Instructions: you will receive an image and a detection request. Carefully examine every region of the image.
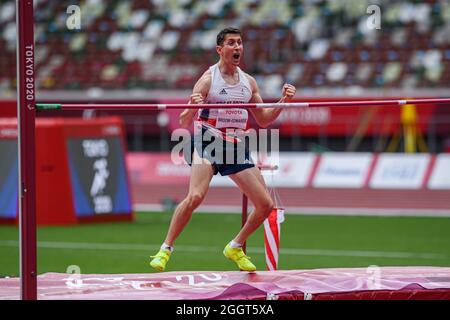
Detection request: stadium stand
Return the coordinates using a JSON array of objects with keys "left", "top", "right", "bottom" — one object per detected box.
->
[{"left": 1, "top": 0, "right": 450, "bottom": 96}]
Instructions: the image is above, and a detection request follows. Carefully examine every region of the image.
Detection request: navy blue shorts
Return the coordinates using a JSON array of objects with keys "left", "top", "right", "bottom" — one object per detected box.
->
[{"left": 184, "top": 125, "right": 255, "bottom": 176}]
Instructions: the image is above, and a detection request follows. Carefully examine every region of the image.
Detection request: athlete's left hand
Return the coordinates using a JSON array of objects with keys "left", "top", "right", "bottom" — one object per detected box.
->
[{"left": 282, "top": 83, "right": 296, "bottom": 102}]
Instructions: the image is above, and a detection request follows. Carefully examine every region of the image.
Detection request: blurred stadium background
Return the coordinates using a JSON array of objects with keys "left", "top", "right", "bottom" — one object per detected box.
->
[{"left": 1, "top": 0, "right": 450, "bottom": 276}]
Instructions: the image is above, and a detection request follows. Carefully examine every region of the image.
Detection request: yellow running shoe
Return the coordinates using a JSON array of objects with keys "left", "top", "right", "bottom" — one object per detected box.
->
[
  {"left": 150, "top": 249, "right": 171, "bottom": 272},
  {"left": 223, "top": 244, "right": 256, "bottom": 272}
]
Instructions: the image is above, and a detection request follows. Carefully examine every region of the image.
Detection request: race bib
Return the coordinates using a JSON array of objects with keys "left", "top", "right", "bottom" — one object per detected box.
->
[{"left": 216, "top": 108, "right": 248, "bottom": 129}]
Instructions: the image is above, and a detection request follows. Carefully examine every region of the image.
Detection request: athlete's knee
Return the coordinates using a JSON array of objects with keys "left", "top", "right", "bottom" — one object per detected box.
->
[
  {"left": 260, "top": 198, "right": 274, "bottom": 218},
  {"left": 254, "top": 198, "right": 274, "bottom": 221},
  {"left": 186, "top": 192, "right": 205, "bottom": 209}
]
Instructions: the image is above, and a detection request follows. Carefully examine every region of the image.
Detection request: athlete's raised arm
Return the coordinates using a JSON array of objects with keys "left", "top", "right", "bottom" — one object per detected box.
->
[
  {"left": 248, "top": 74, "right": 296, "bottom": 128},
  {"left": 179, "top": 70, "right": 212, "bottom": 128}
]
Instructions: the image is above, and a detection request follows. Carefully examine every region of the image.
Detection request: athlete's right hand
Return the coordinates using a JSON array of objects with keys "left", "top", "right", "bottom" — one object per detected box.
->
[{"left": 189, "top": 93, "right": 204, "bottom": 104}]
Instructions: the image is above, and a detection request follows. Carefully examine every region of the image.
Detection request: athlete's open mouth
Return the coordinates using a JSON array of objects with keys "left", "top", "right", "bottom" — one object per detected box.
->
[{"left": 233, "top": 53, "right": 240, "bottom": 59}]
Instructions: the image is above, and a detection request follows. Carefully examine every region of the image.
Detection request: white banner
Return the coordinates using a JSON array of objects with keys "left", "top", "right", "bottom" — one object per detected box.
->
[
  {"left": 210, "top": 152, "right": 317, "bottom": 187},
  {"left": 369, "top": 154, "right": 430, "bottom": 189},
  {"left": 313, "top": 153, "right": 373, "bottom": 188},
  {"left": 428, "top": 154, "right": 450, "bottom": 189},
  {"left": 262, "top": 153, "right": 316, "bottom": 188}
]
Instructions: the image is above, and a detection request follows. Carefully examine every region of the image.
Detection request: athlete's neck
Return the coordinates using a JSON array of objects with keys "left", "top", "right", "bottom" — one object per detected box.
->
[{"left": 218, "top": 60, "right": 238, "bottom": 77}]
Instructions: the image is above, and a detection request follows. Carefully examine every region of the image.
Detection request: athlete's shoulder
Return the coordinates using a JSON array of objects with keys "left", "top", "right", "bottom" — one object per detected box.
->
[
  {"left": 242, "top": 71, "right": 256, "bottom": 82},
  {"left": 193, "top": 69, "right": 212, "bottom": 94},
  {"left": 200, "top": 68, "right": 213, "bottom": 82},
  {"left": 242, "top": 71, "right": 258, "bottom": 91}
]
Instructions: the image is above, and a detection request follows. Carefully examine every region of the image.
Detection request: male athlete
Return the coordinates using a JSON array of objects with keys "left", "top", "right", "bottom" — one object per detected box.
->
[{"left": 150, "top": 27, "right": 296, "bottom": 272}]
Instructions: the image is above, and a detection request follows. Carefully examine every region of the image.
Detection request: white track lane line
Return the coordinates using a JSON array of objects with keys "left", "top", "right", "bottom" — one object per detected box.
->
[{"left": 0, "top": 240, "right": 447, "bottom": 260}]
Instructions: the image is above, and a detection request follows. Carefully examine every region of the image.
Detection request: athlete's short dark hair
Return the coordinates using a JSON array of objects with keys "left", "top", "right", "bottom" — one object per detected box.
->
[{"left": 216, "top": 27, "right": 242, "bottom": 46}]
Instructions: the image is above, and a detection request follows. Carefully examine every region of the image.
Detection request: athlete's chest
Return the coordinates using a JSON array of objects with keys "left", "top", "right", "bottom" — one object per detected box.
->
[
  {"left": 210, "top": 86, "right": 250, "bottom": 101},
  {"left": 221, "top": 73, "right": 239, "bottom": 85},
  {"left": 208, "top": 74, "right": 253, "bottom": 103}
]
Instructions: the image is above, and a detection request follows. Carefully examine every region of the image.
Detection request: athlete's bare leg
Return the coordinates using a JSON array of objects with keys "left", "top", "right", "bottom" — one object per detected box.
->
[
  {"left": 163, "top": 150, "right": 214, "bottom": 246},
  {"left": 228, "top": 166, "right": 274, "bottom": 245}
]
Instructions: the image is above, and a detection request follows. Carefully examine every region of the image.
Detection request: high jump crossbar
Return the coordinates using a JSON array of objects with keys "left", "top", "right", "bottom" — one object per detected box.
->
[{"left": 36, "top": 98, "right": 450, "bottom": 111}]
